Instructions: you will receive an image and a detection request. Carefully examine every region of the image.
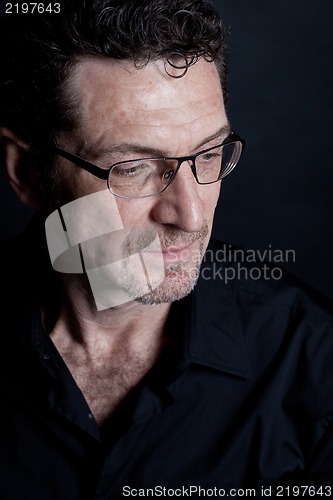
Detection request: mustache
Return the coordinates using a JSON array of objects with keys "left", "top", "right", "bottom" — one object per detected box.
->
[
  {"left": 78, "top": 222, "right": 210, "bottom": 270},
  {"left": 158, "top": 222, "right": 209, "bottom": 249},
  {"left": 122, "top": 221, "right": 210, "bottom": 255}
]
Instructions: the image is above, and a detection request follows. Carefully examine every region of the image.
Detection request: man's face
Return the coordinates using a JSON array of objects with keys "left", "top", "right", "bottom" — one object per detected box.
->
[{"left": 52, "top": 57, "right": 229, "bottom": 305}]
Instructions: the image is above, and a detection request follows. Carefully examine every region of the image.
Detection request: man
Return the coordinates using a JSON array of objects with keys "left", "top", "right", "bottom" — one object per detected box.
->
[{"left": 1, "top": 1, "right": 333, "bottom": 498}]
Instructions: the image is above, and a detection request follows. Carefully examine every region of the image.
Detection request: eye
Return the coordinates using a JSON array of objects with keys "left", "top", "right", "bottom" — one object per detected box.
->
[
  {"left": 112, "top": 163, "right": 149, "bottom": 177},
  {"left": 202, "top": 153, "right": 215, "bottom": 160},
  {"left": 200, "top": 151, "right": 221, "bottom": 162}
]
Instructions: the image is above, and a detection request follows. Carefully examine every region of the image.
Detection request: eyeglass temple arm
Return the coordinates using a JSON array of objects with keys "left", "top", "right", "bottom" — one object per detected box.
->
[
  {"left": 50, "top": 146, "right": 109, "bottom": 180},
  {"left": 49, "top": 132, "right": 245, "bottom": 180},
  {"left": 227, "top": 131, "right": 246, "bottom": 151}
]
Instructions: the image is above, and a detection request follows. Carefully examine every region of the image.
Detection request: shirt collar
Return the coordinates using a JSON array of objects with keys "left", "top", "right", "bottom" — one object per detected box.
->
[
  {"left": 16, "top": 220, "right": 252, "bottom": 381},
  {"left": 185, "top": 249, "right": 252, "bottom": 381}
]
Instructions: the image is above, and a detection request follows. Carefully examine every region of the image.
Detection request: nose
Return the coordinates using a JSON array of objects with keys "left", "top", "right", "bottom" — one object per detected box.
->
[{"left": 151, "top": 160, "right": 204, "bottom": 232}]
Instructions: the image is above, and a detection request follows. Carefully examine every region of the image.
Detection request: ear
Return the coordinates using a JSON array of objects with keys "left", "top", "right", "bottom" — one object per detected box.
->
[{"left": 0, "top": 127, "right": 40, "bottom": 208}]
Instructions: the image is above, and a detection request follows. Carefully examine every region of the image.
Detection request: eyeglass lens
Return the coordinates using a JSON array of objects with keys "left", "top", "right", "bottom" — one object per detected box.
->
[{"left": 108, "top": 141, "right": 242, "bottom": 198}]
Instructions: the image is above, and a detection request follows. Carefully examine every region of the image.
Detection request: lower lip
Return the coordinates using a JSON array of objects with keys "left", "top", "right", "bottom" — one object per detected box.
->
[
  {"left": 141, "top": 243, "right": 195, "bottom": 263},
  {"left": 161, "top": 243, "right": 194, "bottom": 262}
]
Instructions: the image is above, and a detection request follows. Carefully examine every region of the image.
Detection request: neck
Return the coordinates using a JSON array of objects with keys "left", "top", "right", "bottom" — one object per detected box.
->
[
  {"left": 42, "top": 273, "right": 173, "bottom": 426},
  {"left": 43, "top": 272, "right": 172, "bottom": 354}
]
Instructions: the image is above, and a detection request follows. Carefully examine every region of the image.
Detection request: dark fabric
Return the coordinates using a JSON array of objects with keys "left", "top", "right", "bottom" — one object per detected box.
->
[{"left": 1, "top": 221, "right": 333, "bottom": 499}]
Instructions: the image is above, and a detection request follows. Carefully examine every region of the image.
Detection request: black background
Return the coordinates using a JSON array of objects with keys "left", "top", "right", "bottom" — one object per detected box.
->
[
  {"left": 213, "top": 0, "right": 333, "bottom": 300},
  {"left": 1, "top": 0, "right": 333, "bottom": 300}
]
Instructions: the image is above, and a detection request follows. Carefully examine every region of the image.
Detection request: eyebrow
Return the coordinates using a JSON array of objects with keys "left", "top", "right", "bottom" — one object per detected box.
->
[
  {"left": 90, "top": 124, "right": 231, "bottom": 160},
  {"left": 194, "top": 124, "right": 231, "bottom": 150}
]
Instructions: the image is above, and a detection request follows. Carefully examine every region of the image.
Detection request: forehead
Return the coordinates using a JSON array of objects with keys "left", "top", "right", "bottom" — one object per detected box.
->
[{"left": 67, "top": 56, "right": 227, "bottom": 155}]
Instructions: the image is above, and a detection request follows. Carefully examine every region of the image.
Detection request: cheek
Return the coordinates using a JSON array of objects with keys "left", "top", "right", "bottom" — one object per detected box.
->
[
  {"left": 43, "top": 173, "right": 110, "bottom": 223},
  {"left": 114, "top": 184, "right": 221, "bottom": 228},
  {"left": 201, "top": 183, "right": 221, "bottom": 216},
  {"left": 50, "top": 167, "right": 102, "bottom": 202},
  {"left": 115, "top": 197, "right": 154, "bottom": 227}
]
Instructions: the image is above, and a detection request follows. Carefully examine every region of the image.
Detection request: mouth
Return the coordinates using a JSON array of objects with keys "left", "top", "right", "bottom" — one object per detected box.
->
[{"left": 159, "top": 241, "right": 196, "bottom": 262}]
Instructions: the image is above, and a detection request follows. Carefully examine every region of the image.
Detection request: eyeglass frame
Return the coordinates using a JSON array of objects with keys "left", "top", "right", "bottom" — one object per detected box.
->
[{"left": 49, "top": 130, "right": 245, "bottom": 199}]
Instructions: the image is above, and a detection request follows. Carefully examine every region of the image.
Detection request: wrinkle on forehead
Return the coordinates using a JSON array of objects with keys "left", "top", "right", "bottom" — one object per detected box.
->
[
  {"left": 92, "top": 110, "right": 224, "bottom": 156},
  {"left": 68, "top": 56, "right": 227, "bottom": 157}
]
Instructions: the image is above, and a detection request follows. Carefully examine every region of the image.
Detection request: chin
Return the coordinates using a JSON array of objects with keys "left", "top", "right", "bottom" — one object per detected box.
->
[
  {"left": 120, "top": 226, "right": 210, "bottom": 306},
  {"left": 132, "top": 266, "right": 201, "bottom": 305}
]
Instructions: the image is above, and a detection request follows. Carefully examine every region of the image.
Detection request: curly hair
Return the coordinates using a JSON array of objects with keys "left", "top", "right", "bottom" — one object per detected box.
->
[{"left": 0, "top": 0, "right": 228, "bottom": 151}]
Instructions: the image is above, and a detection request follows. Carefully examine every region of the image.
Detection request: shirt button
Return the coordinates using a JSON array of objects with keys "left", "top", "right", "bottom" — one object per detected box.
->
[
  {"left": 88, "top": 412, "right": 94, "bottom": 420},
  {"left": 42, "top": 353, "right": 50, "bottom": 360}
]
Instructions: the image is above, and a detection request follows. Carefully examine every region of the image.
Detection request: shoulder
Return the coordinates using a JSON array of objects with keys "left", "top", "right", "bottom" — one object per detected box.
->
[
  {"left": 198, "top": 238, "right": 333, "bottom": 385},
  {"left": 204, "top": 238, "right": 333, "bottom": 327},
  {"left": 198, "top": 239, "right": 333, "bottom": 420}
]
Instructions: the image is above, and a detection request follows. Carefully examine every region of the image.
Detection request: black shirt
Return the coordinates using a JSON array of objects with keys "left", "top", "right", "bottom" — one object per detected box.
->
[{"left": 1, "top": 222, "right": 333, "bottom": 499}]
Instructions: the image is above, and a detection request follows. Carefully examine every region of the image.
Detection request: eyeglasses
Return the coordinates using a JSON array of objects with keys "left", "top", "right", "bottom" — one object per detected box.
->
[{"left": 51, "top": 131, "right": 245, "bottom": 199}]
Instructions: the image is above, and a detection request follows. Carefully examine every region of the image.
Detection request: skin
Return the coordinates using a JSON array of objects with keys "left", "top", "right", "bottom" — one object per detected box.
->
[
  {"left": 53, "top": 56, "right": 229, "bottom": 310},
  {"left": 2, "top": 56, "right": 229, "bottom": 423}
]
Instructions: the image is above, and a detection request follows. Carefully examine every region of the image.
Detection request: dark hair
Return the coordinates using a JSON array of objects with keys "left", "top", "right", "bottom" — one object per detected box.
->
[{"left": 0, "top": 0, "right": 228, "bottom": 150}]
